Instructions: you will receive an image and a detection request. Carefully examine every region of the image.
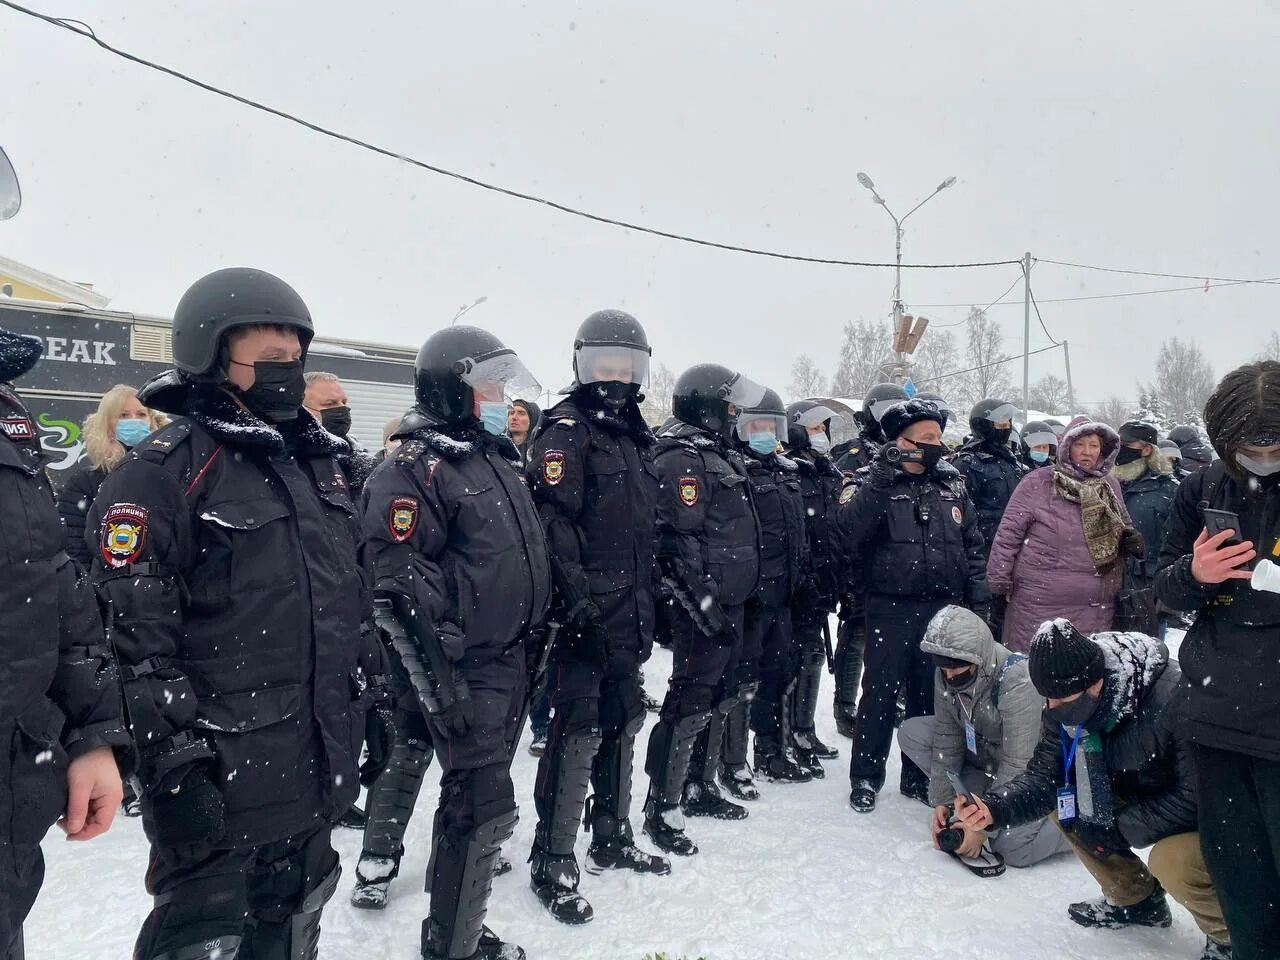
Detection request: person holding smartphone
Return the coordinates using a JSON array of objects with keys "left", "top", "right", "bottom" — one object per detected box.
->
[{"left": 1154, "top": 361, "right": 1280, "bottom": 960}]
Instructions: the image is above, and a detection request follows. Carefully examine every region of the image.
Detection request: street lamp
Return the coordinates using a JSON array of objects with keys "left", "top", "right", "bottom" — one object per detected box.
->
[
  {"left": 856, "top": 171, "right": 956, "bottom": 362},
  {"left": 450, "top": 296, "right": 488, "bottom": 326}
]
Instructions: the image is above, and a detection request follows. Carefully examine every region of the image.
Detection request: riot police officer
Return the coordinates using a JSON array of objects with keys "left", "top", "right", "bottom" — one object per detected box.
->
[
  {"left": 360, "top": 325, "right": 551, "bottom": 960},
  {"left": 729, "top": 390, "right": 809, "bottom": 791},
  {"left": 838, "top": 399, "right": 990, "bottom": 814},
  {"left": 952, "top": 397, "right": 1027, "bottom": 559},
  {"left": 781, "top": 400, "right": 846, "bottom": 779},
  {"left": 89, "top": 268, "right": 380, "bottom": 960},
  {"left": 643, "top": 364, "right": 763, "bottom": 856},
  {"left": 0, "top": 327, "right": 129, "bottom": 960},
  {"left": 831, "top": 382, "right": 907, "bottom": 738},
  {"left": 525, "top": 310, "right": 669, "bottom": 924}
]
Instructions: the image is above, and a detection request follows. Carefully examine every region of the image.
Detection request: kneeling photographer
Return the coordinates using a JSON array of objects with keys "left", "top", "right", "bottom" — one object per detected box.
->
[
  {"left": 955, "top": 620, "right": 1230, "bottom": 960},
  {"left": 898, "top": 605, "right": 1071, "bottom": 869}
]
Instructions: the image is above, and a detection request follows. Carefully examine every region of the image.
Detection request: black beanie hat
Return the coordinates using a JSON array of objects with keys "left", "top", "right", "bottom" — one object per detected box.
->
[
  {"left": 1028, "top": 619, "right": 1106, "bottom": 699},
  {"left": 879, "top": 399, "right": 946, "bottom": 443}
]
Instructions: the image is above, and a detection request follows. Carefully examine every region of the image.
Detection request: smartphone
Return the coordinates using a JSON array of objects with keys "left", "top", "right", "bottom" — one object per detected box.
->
[
  {"left": 1203, "top": 508, "right": 1243, "bottom": 544},
  {"left": 945, "top": 769, "right": 974, "bottom": 804}
]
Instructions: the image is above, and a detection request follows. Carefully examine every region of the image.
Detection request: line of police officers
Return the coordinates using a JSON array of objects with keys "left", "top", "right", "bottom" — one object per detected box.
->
[{"left": 0, "top": 265, "right": 998, "bottom": 960}]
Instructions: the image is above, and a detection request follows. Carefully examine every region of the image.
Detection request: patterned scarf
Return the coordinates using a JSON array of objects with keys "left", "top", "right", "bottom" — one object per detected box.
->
[{"left": 1052, "top": 469, "right": 1126, "bottom": 570}]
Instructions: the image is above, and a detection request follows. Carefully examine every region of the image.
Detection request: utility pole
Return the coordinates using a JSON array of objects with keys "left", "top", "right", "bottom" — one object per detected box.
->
[
  {"left": 1022, "top": 251, "right": 1032, "bottom": 421},
  {"left": 1062, "top": 339, "right": 1077, "bottom": 414}
]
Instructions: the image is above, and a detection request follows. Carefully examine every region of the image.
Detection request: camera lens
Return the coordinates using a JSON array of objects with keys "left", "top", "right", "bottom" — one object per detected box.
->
[{"left": 937, "top": 827, "right": 965, "bottom": 853}]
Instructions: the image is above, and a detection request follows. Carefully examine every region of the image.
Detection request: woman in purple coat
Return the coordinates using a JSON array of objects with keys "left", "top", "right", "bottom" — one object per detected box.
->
[{"left": 987, "top": 417, "right": 1141, "bottom": 653}]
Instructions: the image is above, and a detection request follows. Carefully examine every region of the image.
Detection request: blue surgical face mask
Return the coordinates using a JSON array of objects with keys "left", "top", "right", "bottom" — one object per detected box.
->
[
  {"left": 115, "top": 419, "right": 151, "bottom": 447},
  {"left": 749, "top": 432, "right": 777, "bottom": 456},
  {"left": 1030, "top": 450, "right": 1050, "bottom": 464},
  {"left": 478, "top": 401, "right": 509, "bottom": 437},
  {"left": 808, "top": 433, "right": 831, "bottom": 455}
]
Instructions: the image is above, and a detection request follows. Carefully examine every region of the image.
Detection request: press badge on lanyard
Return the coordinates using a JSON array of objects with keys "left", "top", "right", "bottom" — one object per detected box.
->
[
  {"left": 1057, "top": 725, "right": 1084, "bottom": 823},
  {"left": 965, "top": 721, "right": 978, "bottom": 756}
]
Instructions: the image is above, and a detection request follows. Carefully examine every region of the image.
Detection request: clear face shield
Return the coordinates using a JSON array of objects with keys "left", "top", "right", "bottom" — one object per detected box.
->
[
  {"left": 457, "top": 349, "right": 543, "bottom": 405},
  {"left": 869, "top": 397, "right": 905, "bottom": 423},
  {"left": 575, "top": 344, "right": 651, "bottom": 387},
  {"left": 1023, "top": 428, "right": 1058, "bottom": 450},
  {"left": 794, "top": 404, "right": 840, "bottom": 431},
  {"left": 736, "top": 411, "right": 789, "bottom": 445},
  {"left": 982, "top": 402, "right": 1021, "bottom": 428}
]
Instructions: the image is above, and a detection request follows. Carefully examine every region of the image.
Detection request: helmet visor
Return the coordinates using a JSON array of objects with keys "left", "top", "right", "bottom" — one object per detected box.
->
[
  {"left": 457, "top": 349, "right": 542, "bottom": 403},
  {"left": 736, "top": 412, "right": 788, "bottom": 443},
  {"left": 869, "top": 397, "right": 905, "bottom": 423},
  {"left": 723, "top": 373, "right": 767, "bottom": 410},
  {"left": 1022, "top": 428, "right": 1058, "bottom": 449},
  {"left": 575, "top": 344, "right": 650, "bottom": 387},
  {"left": 794, "top": 404, "right": 840, "bottom": 429},
  {"left": 981, "top": 402, "right": 1021, "bottom": 425}
]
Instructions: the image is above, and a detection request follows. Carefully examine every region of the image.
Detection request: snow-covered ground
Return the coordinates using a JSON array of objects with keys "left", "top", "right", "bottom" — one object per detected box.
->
[{"left": 30, "top": 631, "right": 1203, "bottom": 960}]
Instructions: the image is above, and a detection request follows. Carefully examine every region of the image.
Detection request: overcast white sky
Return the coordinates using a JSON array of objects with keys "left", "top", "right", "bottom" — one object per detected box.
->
[{"left": 4, "top": 1, "right": 1278, "bottom": 407}]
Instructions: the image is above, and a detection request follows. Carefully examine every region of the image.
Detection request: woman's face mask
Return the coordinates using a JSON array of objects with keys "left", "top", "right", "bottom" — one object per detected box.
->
[{"left": 115, "top": 419, "right": 151, "bottom": 448}]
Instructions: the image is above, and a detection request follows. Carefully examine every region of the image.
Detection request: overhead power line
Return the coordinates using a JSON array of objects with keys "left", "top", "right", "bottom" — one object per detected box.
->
[
  {"left": 915, "top": 275, "right": 1280, "bottom": 308},
  {"left": 1035, "top": 257, "right": 1280, "bottom": 285},
  {"left": 926, "top": 271, "right": 1025, "bottom": 327},
  {"left": 0, "top": 1, "right": 1021, "bottom": 271},
  {"left": 916, "top": 343, "right": 1060, "bottom": 385}
]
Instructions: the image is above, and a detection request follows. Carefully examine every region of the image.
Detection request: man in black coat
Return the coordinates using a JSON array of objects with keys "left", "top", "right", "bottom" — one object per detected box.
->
[
  {"left": 957, "top": 622, "right": 1229, "bottom": 960},
  {"left": 839, "top": 399, "right": 990, "bottom": 814},
  {"left": 0, "top": 328, "right": 130, "bottom": 959},
  {"left": 952, "top": 397, "right": 1027, "bottom": 559},
  {"left": 89, "top": 269, "right": 380, "bottom": 960},
  {"left": 643, "top": 364, "right": 763, "bottom": 857},
  {"left": 525, "top": 311, "right": 668, "bottom": 925},
  {"left": 1155, "top": 361, "right": 1280, "bottom": 960},
  {"left": 360, "top": 325, "right": 551, "bottom": 960}
]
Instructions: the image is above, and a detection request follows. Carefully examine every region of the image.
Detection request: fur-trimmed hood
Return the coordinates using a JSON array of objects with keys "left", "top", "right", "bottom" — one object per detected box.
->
[{"left": 1057, "top": 416, "right": 1120, "bottom": 479}]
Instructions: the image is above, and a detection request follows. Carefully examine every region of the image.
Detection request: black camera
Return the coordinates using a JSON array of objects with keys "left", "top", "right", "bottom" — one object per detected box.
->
[{"left": 937, "top": 819, "right": 966, "bottom": 853}]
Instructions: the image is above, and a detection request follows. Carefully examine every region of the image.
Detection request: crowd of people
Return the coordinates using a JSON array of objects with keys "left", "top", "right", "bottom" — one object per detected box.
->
[{"left": 0, "top": 265, "right": 1277, "bottom": 960}]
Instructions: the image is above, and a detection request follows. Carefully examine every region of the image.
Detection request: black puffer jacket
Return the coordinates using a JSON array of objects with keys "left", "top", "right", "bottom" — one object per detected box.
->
[
  {"left": 742, "top": 450, "right": 807, "bottom": 608},
  {"left": 953, "top": 438, "right": 1027, "bottom": 558},
  {"left": 0, "top": 383, "right": 129, "bottom": 909},
  {"left": 1119, "top": 458, "right": 1179, "bottom": 584},
  {"left": 361, "top": 418, "right": 552, "bottom": 664},
  {"left": 89, "top": 383, "right": 376, "bottom": 845},
  {"left": 838, "top": 459, "right": 989, "bottom": 606},
  {"left": 985, "top": 633, "right": 1196, "bottom": 849},
  {"left": 54, "top": 458, "right": 108, "bottom": 570},
  {"left": 1155, "top": 462, "right": 1280, "bottom": 761}
]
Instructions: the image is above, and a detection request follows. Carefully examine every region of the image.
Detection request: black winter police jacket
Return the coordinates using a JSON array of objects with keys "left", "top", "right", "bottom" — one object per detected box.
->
[
  {"left": 89, "top": 383, "right": 375, "bottom": 845},
  {"left": 742, "top": 450, "right": 808, "bottom": 608},
  {"left": 54, "top": 458, "right": 108, "bottom": 570},
  {"left": 0, "top": 383, "right": 129, "bottom": 893},
  {"left": 953, "top": 438, "right": 1027, "bottom": 559},
  {"left": 792, "top": 452, "right": 846, "bottom": 617}
]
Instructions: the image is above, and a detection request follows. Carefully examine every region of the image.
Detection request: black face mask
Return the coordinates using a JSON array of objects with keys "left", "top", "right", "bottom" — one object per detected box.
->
[
  {"left": 1045, "top": 690, "right": 1100, "bottom": 728},
  {"left": 591, "top": 381, "right": 637, "bottom": 412},
  {"left": 1115, "top": 446, "right": 1144, "bottom": 466},
  {"left": 0, "top": 329, "right": 44, "bottom": 382},
  {"left": 991, "top": 426, "right": 1013, "bottom": 445},
  {"left": 944, "top": 667, "right": 978, "bottom": 691},
  {"left": 321, "top": 405, "right": 352, "bottom": 437},
  {"left": 236, "top": 360, "right": 306, "bottom": 423},
  {"left": 917, "top": 442, "right": 948, "bottom": 472}
]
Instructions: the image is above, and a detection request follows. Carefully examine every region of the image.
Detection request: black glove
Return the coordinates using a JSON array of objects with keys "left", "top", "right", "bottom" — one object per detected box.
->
[
  {"left": 568, "top": 601, "right": 611, "bottom": 668},
  {"left": 428, "top": 670, "right": 473, "bottom": 739},
  {"left": 837, "top": 595, "right": 857, "bottom": 622},
  {"left": 147, "top": 763, "right": 226, "bottom": 847},
  {"left": 1072, "top": 820, "right": 1128, "bottom": 859},
  {"left": 970, "top": 601, "right": 991, "bottom": 626},
  {"left": 989, "top": 594, "right": 1008, "bottom": 636},
  {"left": 359, "top": 702, "right": 397, "bottom": 787},
  {"left": 868, "top": 448, "right": 900, "bottom": 488},
  {"left": 1121, "top": 527, "right": 1146, "bottom": 560}
]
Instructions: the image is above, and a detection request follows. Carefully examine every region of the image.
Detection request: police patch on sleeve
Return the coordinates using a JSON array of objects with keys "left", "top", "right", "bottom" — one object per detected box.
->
[
  {"left": 838, "top": 483, "right": 855, "bottom": 505},
  {"left": 389, "top": 496, "right": 420, "bottom": 542},
  {"left": 678, "top": 476, "right": 700, "bottom": 507},
  {"left": 542, "top": 449, "right": 566, "bottom": 486},
  {"left": 100, "top": 503, "right": 148, "bottom": 568},
  {"left": 952, "top": 506, "right": 964, "bottom": 525}
]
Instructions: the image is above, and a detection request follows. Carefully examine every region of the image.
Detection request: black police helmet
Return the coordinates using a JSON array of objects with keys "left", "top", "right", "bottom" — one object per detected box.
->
[
  {"left": 172, "top": 268, "right": 313, "bottom": 377},
  {"left": 786, "top": 399, "right": 839, "bottom": 450},
  {"left": 414, "top": 325, "right": 533, "bottom": 428},
  {"left": 968, "top": 397, "right": 1019, "bottom": 439},
  {"left": 672, "top": 363, "right": 765, "bottom": 438}
]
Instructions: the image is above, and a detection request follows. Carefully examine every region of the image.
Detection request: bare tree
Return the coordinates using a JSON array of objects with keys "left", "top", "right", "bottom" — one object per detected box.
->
[
  {"left": 830, "top": 319, "right": 889, "bottom": 400},
  {"left": 788, "top": 353, "right": 828, "bottom": 401},
  {"left": 1261, "top": 330, "right": 1280, "bottom": 362},
  {"left": 640, "top": 362, "right": 676, "bottom": 427},
  {"left": 1028, "top": 374, "right": 1070, "bottom": 415},
  {"left": 1143, "top": 337, "right": 1215, "bottom": 425},
  {"left": 960, "top": 307, "right": 1015, "bottom": 412},
  {"left": 1088, "top": 395, "right": 1132, "bottom": 428},
  {"left": 912, "top": 329, "right": 965, "bottom": 406}
]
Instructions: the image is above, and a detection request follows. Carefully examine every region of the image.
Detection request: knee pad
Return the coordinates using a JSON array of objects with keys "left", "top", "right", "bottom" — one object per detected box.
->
[
  {"left": 600, "top": 677, "right": 645, "bottom": 738},
  {"left": 299, "top": 860, "right": 341, "bottom": 915},
  {"left": 669, "top": 682, "right": 715, "bottom": 721}
]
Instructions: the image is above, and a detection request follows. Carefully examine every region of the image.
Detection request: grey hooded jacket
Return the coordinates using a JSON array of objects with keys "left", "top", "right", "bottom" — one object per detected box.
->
[{"left": 918, "top": 605, "right": 1044, "bottom": 807}]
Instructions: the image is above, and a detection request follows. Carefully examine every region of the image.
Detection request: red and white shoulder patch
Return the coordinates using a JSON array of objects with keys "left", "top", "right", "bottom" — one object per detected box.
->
[
  {"left": 388, "top": 496, "right": 420, "bottom": 543},
  {"left": 838, "top": 483, "right": 855, "bottom": 505},
  {"left": 678, "top": 475, "right": 700, "bottom": 508},
  {"left": 542, "top": 449, "right": 566, "bottom": 486},
  {"left": 100, "top": 503, "right": 149, "bottom": 569}
]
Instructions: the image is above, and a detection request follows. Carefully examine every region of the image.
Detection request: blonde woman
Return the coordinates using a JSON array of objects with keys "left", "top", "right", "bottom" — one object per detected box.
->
[{"left": 56, "top": 384, "right": 161, "bottom": 568}]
